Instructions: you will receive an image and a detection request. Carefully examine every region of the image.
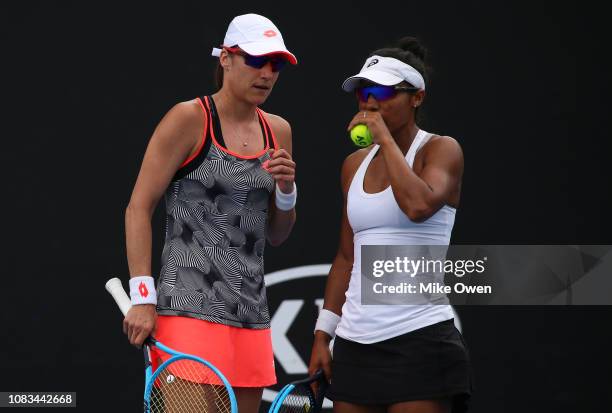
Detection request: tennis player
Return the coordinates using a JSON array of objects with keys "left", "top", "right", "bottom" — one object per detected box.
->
[
  {"left": 309, "top": 37, "right": 472, "bottom": 413},
  {"left": 123, "top": 14, "right": 297, "bottom": 413}
]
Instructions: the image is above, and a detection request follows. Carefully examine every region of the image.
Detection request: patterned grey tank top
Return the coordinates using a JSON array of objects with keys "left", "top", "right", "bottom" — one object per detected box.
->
[{"left": 156, "top": 96, "right": 277, "bottom": 329}]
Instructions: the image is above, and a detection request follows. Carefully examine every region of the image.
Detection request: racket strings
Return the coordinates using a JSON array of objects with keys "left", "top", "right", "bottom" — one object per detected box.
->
[
  {"left": 276, "top": 385, "right": 316, "bottom": 413},
  {"left": 148, "top": 358, "right": 231, "bottom": 413}
]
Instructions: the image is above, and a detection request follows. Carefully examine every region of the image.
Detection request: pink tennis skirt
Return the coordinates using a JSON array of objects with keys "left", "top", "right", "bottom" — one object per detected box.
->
[{"left": 151, "top": 315, "right": 276, "bottom": 387}]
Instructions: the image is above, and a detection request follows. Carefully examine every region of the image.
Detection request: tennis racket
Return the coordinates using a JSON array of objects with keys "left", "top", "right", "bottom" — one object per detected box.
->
[
  {"left": 105, "top": 277, "right": 238, "bottom": 413},
  {"left": 268, "top": 370, "right": 328, "bottom": 413}
]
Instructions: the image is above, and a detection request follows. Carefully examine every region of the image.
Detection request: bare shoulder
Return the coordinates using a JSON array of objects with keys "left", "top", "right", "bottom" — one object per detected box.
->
[
  {"left": 162, "top": 99, "right": 204, "bottom": 127},
  {"left": 341, "top": 146, "right": 375, "bottom": 192},
  {"left": 260, "top": 111, "right": 292, "bottom": 152},
  {"left": 148, "top": 99, "right": 205, "bottom": 157},
  {"left": 422, "top": 135, "right": 463, "bottom": 162},
  {"left": 262, "top": 111, "right": 291, "bottom": 132},
  {"left": 343, "top": 146, "right": 372, "bottom": 168}
]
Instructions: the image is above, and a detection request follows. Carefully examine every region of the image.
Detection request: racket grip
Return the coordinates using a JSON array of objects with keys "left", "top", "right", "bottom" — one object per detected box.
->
[{"left": 105, "top": 277, "right": 132, "bottom": 316}]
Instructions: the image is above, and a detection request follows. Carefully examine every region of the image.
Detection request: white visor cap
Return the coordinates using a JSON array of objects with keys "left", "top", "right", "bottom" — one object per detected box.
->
[
  {"left": 211, "top": 14, "right": 297, "bottom": 65},
  {"left": 342, "top": 55, "right": 425, "bottom": 91}
]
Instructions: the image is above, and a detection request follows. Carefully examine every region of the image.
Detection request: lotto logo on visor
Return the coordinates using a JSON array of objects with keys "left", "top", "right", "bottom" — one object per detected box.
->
[{"left": 210, "top": 13, "right": 298, "bottom": 64}]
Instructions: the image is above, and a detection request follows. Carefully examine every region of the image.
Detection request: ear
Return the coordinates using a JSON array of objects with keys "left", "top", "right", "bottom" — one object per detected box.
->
[
  {"left": 219, "top": 49, "right": 232, "bottom": 70},
  {"left": 413, "top": 90, "right": 426, "bottom": 108}
]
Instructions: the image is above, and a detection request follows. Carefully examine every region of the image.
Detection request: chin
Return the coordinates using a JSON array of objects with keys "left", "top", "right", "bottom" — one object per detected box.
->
[{"left": 248, "top": 91, "right": 271, "bottom": 106}]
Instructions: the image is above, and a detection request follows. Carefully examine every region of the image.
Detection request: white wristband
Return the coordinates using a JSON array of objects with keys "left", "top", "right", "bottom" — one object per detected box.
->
[
  {"left": 129, "top": 276, "right": 157, "bottom": 305},
  {"left": 275, "top": 182, "right": 297, "bottom": 211},
  {"left": 314, "top": 309, "right": 341, "bottom": 338}
]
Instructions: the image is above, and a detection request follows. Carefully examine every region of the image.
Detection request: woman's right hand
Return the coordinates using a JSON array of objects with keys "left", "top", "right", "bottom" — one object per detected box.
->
[
  {"left": 123, "top": 304, "right": 157, "bottom": 348},
  {"left": 309, "top": 331, "right": 333, "bottom": 383}
]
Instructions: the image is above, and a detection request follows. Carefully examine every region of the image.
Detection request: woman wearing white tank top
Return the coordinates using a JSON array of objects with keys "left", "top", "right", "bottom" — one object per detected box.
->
[{"left": 309, "top": 38, "right": 471, "bottom": 413}]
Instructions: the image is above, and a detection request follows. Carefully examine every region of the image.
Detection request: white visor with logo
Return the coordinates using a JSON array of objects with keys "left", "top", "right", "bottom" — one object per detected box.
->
[{"left": 342, "top": 55, "right": 425, "bottom": 91}]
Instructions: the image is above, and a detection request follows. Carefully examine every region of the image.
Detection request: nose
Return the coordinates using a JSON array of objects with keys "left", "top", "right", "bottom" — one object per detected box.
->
[
  {"left": 259, "top": 62, "right": 275, "bottom": 79},
  {"left": 359, "top": 94, "right": 379, "bottom": 111}
]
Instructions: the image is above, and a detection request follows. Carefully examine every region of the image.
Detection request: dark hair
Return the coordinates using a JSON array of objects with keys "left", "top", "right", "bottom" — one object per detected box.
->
[
  {"left": 215, "top": 62, "right": 224, "bottom": 89},
  {"left": 371, "top": 37, "right": 430, "bottom": 120}
]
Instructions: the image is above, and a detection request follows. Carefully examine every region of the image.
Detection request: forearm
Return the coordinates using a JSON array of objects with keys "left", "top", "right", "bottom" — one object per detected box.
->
[
  {"left": 125, "top": 205, "right": 154, "bottom": 277},
  {"left": 314, "top": 254, "right": 352, "bottom": 341},
  {"left": 379, "top": 139, "right": 435, "bottom": 219},
  {"left": 267, "top": 206, "right": 295, "bottom": 246}
]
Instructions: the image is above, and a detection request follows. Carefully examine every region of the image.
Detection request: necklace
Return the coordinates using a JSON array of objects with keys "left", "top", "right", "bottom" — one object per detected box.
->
[
  {"left": 228, "top": 122, "right": 254, "bottom": 147},
  {"left": 216, "top": 96, "right": 257, "bottom": 147}
]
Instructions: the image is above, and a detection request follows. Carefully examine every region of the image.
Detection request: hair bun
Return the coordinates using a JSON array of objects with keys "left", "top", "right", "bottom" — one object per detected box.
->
[{"left": 396, "top": 37, "right": 427, "bottom": 61}]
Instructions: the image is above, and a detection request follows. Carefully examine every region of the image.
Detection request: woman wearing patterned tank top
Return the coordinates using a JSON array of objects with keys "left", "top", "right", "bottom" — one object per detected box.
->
[
  {"left": 122, "top": 14, "right": 297, "bottom": 413},
  {"left": 309, "top": 38, "right": 472, "bottom": 413}
]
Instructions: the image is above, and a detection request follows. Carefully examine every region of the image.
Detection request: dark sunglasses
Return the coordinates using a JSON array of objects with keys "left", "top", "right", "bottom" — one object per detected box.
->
[
  {"left": 356, "top": 85, "right": 419, "bottom": 102},
  {"left": 225, "top": 47, "right": 288, "bottom": 72}
]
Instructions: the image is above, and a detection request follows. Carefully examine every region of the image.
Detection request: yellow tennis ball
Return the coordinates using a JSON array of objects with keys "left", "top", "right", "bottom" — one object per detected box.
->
[{"left": 349, "top": 124, "right": 373, "bottom": 147}]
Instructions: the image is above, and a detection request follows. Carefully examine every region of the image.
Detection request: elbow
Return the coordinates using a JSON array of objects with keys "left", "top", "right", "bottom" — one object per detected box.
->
[
  {"left": 267, "top": 227, "right": 292, "bottom": 247},
  {"left": 125, "top": 202, "right": 139, "bottom": 222},
  {"left": 335, "top": 251, "right": 354, "bottom": 271},
  {"left": 268, "top": 232, "right": 291, "bottom": 247},
  {"left": 267, "top": 210, "right": 296, "bottom": 246},
  {"left": 266, "top": 226, "right": 286, "bottom": 247},
  {"left": 395, "top": 191, "right": 437, "bottom": 222},
  {"left": 125, "top": 203, "right": 134, "bottom": 223},
  {"left": 125, "top": 204, "right": 137, "bottom": 230},
  {"left": 125, "top": 202, "right": 153, "bottom": 224},
  {"left": 267, "top": 235, "right": 283, "bottom": 247},
  {"left": 403, "top": 203, "right": 434, "bottom": 223}
]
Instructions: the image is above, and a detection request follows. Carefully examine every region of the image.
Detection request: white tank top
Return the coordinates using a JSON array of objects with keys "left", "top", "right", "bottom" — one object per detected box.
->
[{"left": 336, "top": 129, "right": 456, "bottom": 344}]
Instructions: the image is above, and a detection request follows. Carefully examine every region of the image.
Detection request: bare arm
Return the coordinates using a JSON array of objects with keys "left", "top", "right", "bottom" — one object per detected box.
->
[
  {"left": 347, "top": 111, "right": 464, "bottom": 222},
  {"left": 264, "top": 113, "right": 296, "bottom": 246},
  {"left": 309, "top": 150, "right": 365, "bottom": 379},
  {"left": 378, "top": 135, "right": 464, "bottom": 222},
  {"left": 316, "top": 151, "right": 361, "bottom": 331},
  {"left": 319, "top": 164, "right": 356, "bottom": 316},
  {"left": 123, "top": 100, "right": 204, "bottom": 346}
]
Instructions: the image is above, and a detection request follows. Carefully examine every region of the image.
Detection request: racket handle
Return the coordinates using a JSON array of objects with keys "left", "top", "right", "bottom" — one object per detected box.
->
[{"left": 105, "top": 277, "right": 132, "bottom": 316}]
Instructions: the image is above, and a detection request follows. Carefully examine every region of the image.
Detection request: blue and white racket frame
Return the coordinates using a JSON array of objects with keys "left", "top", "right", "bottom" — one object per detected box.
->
[
  {"left": 104, "top": 277, "right": 238, "bottom": 413},
  {"left": 142, "top": 338, "right": 238, "bottom": 413}
]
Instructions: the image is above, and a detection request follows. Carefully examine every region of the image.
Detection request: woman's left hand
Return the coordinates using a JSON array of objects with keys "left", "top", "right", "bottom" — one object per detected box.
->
[
  {"left": 263, "top": 148, "right": 296, "bottom": 193},
  {"left": 347, "top": 111, "right": 393, "bottom": 146}
]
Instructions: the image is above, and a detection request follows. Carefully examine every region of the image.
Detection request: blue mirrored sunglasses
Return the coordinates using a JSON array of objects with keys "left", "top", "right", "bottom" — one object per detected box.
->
[
  {"left": 356, "top": 85, "right": 419, "bottom": 102},
  {"left": 226, "top": 47, "right": 288, "bottom": 72}
]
